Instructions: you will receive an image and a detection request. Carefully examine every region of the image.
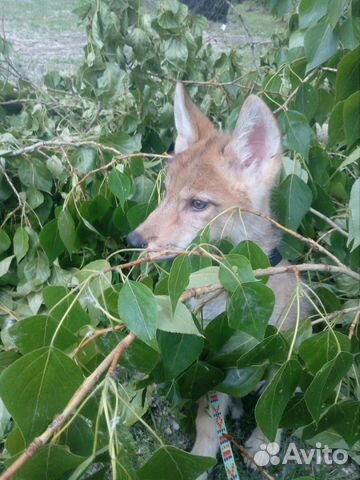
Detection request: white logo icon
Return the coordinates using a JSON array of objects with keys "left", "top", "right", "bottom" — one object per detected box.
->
[{"left": 253, "top": 442, "right": 348, "bottom": 466}]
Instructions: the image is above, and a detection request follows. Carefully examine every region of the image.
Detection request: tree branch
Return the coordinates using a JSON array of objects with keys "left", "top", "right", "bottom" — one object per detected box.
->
[
  {"left": 0, "top": 333, "right": 136, "bottom": 480},
  {"left": 111, "top": 248, "right": 360, "bottom": 282},
  {"left": 5, "top": 139, "right": 170, "bottom": 161},
  {"left": 240, "top": 208, "right": 347, "bottom": 269},
  {"left": 309, "top": 207, "right": 349, "bottom": 238},
  {"left": 224, "top": 434, "right": 274, "bottom": 480}
]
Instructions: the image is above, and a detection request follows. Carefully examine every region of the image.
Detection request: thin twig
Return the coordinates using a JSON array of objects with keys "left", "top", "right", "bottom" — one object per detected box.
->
[
  {"left": 349, "top": 311, "right": 360, "bottom": 340},
  {"left": 310, "top": 207, "right": 349, "bottom": 238},
  {"left": 273, "top": 70, "right": 317, "bottom": 114},
  {"left": 5, "top": 139, "right": 170, "bottom": 160},
  {"left": 226, "top": 0, "right": 257, "bottom": 69},
  {"left": 107, "top": 333, "right": 134, "bottom": 377},
  {"left": 240, "top": 208, "right": 347, "bottom": 269},
  {"left": 111, "top": 247, "right": 360, "bottom": 281},
  {"left": 0, "top": 332, "right": 136, "bottom": 480},
  {"left": 180, "top": 283, "right": 224, "bottom": 302},
  {"left": 311, "top": 306, "right": 360, "bottom": 326},
  {"left": 77, "top": 150, "right": 168, "bottom": 187},
  {"left": 254, "top": 263, "right": 360, "bottom": 281},
  {"left": 72, "top": 325, "right": 125, "bottom": 356},
  {"left": 224, "top": 434, "right": 274, "bottom": 480},
  {"left": 107, "top": 249, "right": 222, "bottom": 272}
]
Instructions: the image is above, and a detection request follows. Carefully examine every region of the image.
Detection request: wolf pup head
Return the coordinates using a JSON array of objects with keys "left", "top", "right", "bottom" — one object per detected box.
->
[{"left": 128, "top": 83, "right": 282, "bottom": 253}]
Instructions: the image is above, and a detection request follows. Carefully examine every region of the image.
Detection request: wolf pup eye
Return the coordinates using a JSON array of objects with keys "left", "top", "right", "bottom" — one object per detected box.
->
[{"left": 191, "top": 199, "right": 208, "bottom": 210}]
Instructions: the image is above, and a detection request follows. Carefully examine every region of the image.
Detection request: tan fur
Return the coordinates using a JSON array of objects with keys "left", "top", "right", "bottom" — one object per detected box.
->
[
  {"left": 133, "top": 118, "right": 280, "bottom": 253},
  {"left": 128, "top": 83, "right": 309, "bottom": 479}
]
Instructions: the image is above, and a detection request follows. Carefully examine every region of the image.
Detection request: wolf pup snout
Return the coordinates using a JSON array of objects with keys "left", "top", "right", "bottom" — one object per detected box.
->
[{"left": 127, "top": 231, "right": 148, "bottom": 249}]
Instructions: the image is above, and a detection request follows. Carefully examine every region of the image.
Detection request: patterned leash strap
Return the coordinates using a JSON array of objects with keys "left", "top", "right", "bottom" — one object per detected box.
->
[{"left": 208, "top": 391, "right": 240, "bottom": 480}]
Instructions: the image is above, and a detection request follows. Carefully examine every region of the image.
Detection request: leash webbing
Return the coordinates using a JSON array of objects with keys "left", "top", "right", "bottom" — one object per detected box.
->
[{"left": 208, "top": 391, "right": 240, "bottom": 480}]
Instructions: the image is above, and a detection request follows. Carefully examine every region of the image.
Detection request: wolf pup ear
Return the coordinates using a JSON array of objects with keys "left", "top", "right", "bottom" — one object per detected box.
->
[
  {"left": 174, "top": 82, "right": 216, "bottom": 154},
  {"left": 224, "top": 95, "right": 281, "bottom": 180}
]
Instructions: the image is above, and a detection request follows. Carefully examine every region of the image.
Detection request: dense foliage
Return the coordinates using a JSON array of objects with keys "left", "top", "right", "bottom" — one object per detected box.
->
[{"left": 0, "top": 0, "right": 359, "bottom": 478}]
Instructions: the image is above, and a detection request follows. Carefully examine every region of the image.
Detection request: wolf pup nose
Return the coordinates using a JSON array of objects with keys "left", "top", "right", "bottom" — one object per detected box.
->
[{"left": 127, "top": 231, "right": 148, "bottom": 249}]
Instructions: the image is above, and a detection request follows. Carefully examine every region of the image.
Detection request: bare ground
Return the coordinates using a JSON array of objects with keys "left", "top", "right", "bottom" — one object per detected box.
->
[
  {"left": 0, "top": 2, "right": 86, "bottom": 83},
  {"left": 0, "top": 1, "right": 273, "bottom": 84}
]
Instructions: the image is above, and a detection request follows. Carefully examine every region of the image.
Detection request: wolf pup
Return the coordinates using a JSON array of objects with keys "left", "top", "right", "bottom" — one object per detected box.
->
[{"left": 128, "top": 83, "right": 305, "bottom": 477}]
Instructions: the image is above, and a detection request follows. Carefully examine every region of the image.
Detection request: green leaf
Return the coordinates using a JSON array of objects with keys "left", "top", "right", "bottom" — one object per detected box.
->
[
  {"left": 217, "top": 366, "right": 265, "bottom": 398},
  {"left": 158, "top": 331, "right": 204, "bottom": 379},
  {"left": 339, "top": 16, "right": 360, "bottom": 50},
  {"left": 275, "top": 174, "right": 313, "bottom": 230},
  {"left": 177, "top": 361, "right": 224, "bottom": 399},
  {"left": 108, "top": 169, "right": 132, "bottom": 207},
  {"left": 164, "top": 38, "right": 188, "bottom": 70},
  {"left": 316, "top": 88, "right": 335, "bottom": 124},
  {"left": 303, "top": 400, "right": 360, "bottom": 447},
  {"left": 156, "top": 296, "right": 200, "bottom": 336},
  {"left": 127, "top": 27, "right": 150, "bottom": 56},
  {"left": 328, "top": 0, "right": 345, "bottom": 27},
  {"left": 0, "top": 228, "right": 11, "bottom": 255},
  {"left": 335, "top": 47, "right": 360, "bottom": 102},
  {"left": 294, "top": 83, "right": 319, "bottom": 121},
  {"left": 39, "top": 219, "right": 65, "bottom": 262},
  {"left": 6, "top": 445, "right": 84, "bottom": 480},
  {"left": 299, "top": 0, "right": 329, "bottom": 29},
  {"left": 138, "top": 446, "right": 215, "bottom": 480},
  {"left": 237, "top": 330, "right": 289, "bottom": 367},
  {"left": 205, "top": 313, "right": 234, "bottom": 352},
  {"left": 255, "top": 359, "right": 302, "bottom": 441},
  {"left": 304, "top": 20, "right": 338, "bottom": 72},
  {"left": 118, "top": 281, "right": 158, "bottom": 349},
  {"left": 279, "top": 110, "right": 312, "bottom": 159},
  {"left": 0, "top": 255, "right": 14, "bottom": 277},
  {"left": 343, "top": 91, "right": 360, "bottom": 147},
  {"left": 26, "top": 185, "right": 44, "bottom": 209},
  {"left": 22, "top": 252, "right": 50, "bottom": 286},
  {"left": 0, "top": 347, "right": 84, "bottom": 441},
  {"left": 298, "top": 330, "right": 351, "bottom": 374},
  {"left": 266, "top": 0, "right": 296, "bottom": 17},
  {"left": 0, "top": 351, "right": 21, "bottom": 373},
  {"left": 73, "top": 147, "right": 96, "bottom": 176},
  {"left": 227, "top": 283, "right": 275, "bottom": 341},
  {"left": 209, "top": 330, "right": 258, "bottom": 368},
  {"left": 219, "top": 254, "right": 255, "bottom": 292},
  {"left": 168, "top": 255, "right": 191, "bottom": 312},
  {"left": 60, "top": 416, "right": 94, "bottom": 457},
  {"left": 18, "top": 158, "right": 53, "bottom": 193},
  {"left": 8, "top": 315, "right": 77, "bottom": 354},
  {"left": 348, "top": 178, "right": 360, "bottom": 251},
  {"left": 188, "top": 266, "right": 219, "bottom": 289},
  {"left": 43, "top": 286, "right": 91, "bottom": 333},
  {"left": 280, "top": 393, "right": 313, "bottom": 429},
  {"left": 13, "top": 227, "right": 29, "bottom": 263},
  {"left": 304, "top": 352, "right": 353, "bottom": 421},
  {"left": 337, "top": 146, "right": 360, "bottom": 172},
  {"left": 75, "top": 259, "right": 112, "bottom": 299},
  {"left": 327, "top": 100, "right": 345, "bottom": 147},
  {"left": 57, "top": 209, "right": 77, "bottom": 254},
  {"left": 231, "top": 241, "right": 270, "bottom": 270},
  {"left": 100, "top": 132, "right": 141, "bottom": 153},
  {"left": 121, "top": 339, "right": 159, "bottom": 374}
]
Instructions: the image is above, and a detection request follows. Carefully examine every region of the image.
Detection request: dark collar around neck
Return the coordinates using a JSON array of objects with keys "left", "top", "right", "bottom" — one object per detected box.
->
[{"left": 268, "top": 248, "right": 282, "bottom": 266}]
